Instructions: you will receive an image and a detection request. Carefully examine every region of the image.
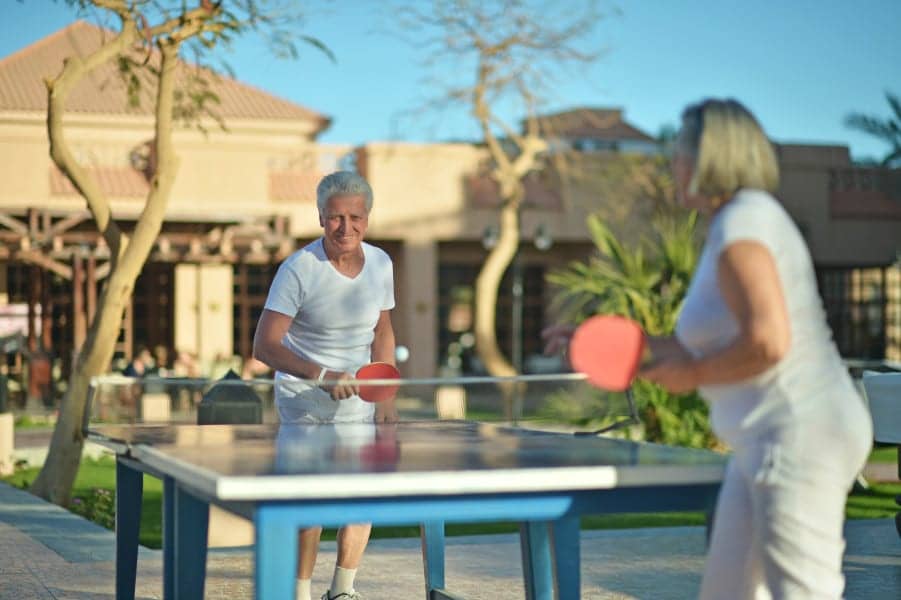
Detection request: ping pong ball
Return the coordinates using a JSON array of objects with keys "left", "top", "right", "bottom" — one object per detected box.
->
[{"left": 395, "top": 345, "right": 410, "bottom": 363}]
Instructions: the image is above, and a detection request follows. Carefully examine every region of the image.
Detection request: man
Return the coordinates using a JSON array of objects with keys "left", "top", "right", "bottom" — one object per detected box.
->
[{"left": 253, "top": 171, "right": 397, "bottom": 600}]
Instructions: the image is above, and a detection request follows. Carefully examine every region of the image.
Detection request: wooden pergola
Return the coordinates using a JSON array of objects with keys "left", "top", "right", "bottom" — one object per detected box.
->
[{"left": 0, "top": 208, "right": 296, "bottom": 369}]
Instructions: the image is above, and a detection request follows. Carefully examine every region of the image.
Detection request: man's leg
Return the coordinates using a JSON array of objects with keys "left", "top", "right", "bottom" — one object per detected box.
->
[
  {"left": 324, "top": 523, "right": 372, "bottom": 599},
  {"left": 297, "top": 527, "right": 323, "bottom": 600}
]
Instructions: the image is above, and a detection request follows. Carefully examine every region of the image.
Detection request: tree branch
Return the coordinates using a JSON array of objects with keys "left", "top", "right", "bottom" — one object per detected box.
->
[
  {"left": 118, "top": 38, "right": 181, "bottom": 275},
  {"left": 46, "top": 17, "right": 138, "bottom": 256}
]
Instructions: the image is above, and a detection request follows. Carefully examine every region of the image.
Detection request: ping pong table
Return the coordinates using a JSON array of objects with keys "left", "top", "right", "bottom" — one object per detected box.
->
[{"left": 89, "top": 419, "right": 725, "bottom": 600}]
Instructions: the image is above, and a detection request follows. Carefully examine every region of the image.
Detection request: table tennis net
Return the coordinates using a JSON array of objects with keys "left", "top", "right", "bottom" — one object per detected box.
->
[{"left": 83, "top": 372, "right": 638, "bottom": 435}]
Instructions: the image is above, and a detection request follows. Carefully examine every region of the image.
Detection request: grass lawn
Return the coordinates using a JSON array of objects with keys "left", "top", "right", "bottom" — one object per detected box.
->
[
  {"left": 3, "top": 449, "right": 898, "bottom": 550},
  {"left": 12, "top": 415, "right": 56, "bottom": 430},
  {"left": 869, "top": 445, "right": 899, "bottom": 464},
  {"left": 3, "top": 456, "right": 164, "bottom": 548}
]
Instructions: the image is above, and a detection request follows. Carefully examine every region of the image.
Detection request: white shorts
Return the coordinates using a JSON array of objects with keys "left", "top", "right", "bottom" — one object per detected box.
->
[
  {"left": 274, "top": 422, "right": 377, "bottom": 473},
  {"left": 274, "top": 373, "right": 374, "bottom": 424}
]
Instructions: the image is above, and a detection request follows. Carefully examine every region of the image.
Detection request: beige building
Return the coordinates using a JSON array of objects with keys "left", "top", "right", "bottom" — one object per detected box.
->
[{"left": 0, "top": 23, "right": 898, "bottom": 407}]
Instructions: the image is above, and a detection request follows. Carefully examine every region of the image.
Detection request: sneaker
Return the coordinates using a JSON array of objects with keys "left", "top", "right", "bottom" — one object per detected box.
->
[{"left": 321, "top": 593, "right": 362, "bottom": 600}]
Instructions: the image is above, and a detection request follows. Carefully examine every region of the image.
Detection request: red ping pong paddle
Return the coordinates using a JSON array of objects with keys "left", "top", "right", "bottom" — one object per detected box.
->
[
  {"left": 355, "top": 362, "right": 401, "bottom": 403},
  {"left": 568, "top": 315, "right": 646, "bottom": 391}
]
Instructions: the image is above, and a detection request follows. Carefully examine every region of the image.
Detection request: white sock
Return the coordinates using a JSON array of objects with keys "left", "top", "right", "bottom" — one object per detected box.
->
[
  {"left": 328, "top": 566, "right": 357, "bottom": 597},
  {"left": 296, "top": 578, "right": 312, "bottom": 600}
]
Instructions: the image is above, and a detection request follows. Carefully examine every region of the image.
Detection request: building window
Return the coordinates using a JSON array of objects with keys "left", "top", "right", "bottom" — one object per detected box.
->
[
  {"left": 817, "top": 265, "right": 899, "bottom": 360},
  {"left": 437, "top": 261, "right": 547, "bottom": 374},
  {"left": 233, "top": 263, "right": 279, "bottom": 361}
]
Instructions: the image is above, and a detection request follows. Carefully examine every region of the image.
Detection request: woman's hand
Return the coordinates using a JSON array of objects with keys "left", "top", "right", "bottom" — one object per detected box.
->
[
  {"left": 639, "top": 356, "right": 700, "bottom": 394},
  {"left": 541, "top": 323, "right": 577, "bottom": 359}
]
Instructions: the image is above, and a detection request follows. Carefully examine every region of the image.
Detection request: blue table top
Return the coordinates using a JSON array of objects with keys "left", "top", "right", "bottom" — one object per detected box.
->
[{"left": 90, "top": 421, "right": 725, "bottom": 501}]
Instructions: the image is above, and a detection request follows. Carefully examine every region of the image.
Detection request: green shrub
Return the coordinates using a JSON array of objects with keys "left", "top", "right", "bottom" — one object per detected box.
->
[
  {"left": 69, "top": 488, "right": 116, "bottom": 530},
  {"left": 547, "top": 211, "right": 716, "bottom": 448}
]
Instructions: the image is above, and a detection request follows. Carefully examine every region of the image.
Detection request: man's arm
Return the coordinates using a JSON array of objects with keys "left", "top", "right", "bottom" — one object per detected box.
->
[
  {"left": 253, "top": 309, "right": 359, "bottom": 399},
  {"left": 371, "top": 310, "right": 396, "bottom": 365},
  {"left": 252, "top": 309, "right": 320, "bottom": 378},
  {"left": 371, "top": 310, "right": 398, "bottom": 422}
]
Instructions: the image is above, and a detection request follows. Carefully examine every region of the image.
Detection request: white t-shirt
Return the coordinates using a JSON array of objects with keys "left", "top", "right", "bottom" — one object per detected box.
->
[
  {"left": 675, "top": 189, "right": 858, "bottom": 444},
  {"left": 265, "top": 238, "right": 395, "bottom": 372}
]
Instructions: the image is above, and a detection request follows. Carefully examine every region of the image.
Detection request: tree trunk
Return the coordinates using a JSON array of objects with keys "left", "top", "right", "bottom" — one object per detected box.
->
[
  {"left": 30, "top": 38, "right": 182, "bottom": 506},
  {"left": 475, "top": 200, "right": 520, "bottom": 379},
  {"left": 29, "top": 278, "right": 130, "bottom": 504},
  {"left": 474, "top": 195, "right": 524, "bottom": 418}
]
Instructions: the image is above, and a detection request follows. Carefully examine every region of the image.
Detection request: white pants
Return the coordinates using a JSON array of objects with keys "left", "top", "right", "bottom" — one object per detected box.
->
[{"left": 699, "top": 409, "right": 872, "bottom": 599}]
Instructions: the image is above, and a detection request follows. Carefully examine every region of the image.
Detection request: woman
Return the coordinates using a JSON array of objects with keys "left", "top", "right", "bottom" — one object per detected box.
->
[
  {"left": 253, "top": 170, "right": 397, "bottom": 600},
  {"left": 640, "top": 99, "right": 872, "bottom": 598}
]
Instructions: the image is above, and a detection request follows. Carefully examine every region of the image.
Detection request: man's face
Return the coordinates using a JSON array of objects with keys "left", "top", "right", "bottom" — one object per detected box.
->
[{"left": 320, "top": 194, "right": 369, "bottom": 252}]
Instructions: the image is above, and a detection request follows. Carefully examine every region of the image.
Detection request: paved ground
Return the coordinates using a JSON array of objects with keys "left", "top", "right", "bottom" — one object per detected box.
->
[{"left": 1, "top": 481, "right": 899, "bottom": 600}]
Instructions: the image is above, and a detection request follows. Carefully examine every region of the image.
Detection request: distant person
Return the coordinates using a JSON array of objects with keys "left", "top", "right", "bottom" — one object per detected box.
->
[
  {"left": 171, "top": 350, "right": 201, "bottom": 408},
  {"left": 122, "top": 346, "right": 154, "bottom": 377},
  {"left": 253, "top": 171, "right": 397, "bottom": 600},
  {"left": 608, "top": 99, "right": 870, "bottom": 598},
  {"left": 152, "top": 344, "right": 170, "bottom": 377},
  {"left": 172, "top": 350, "right": 201, "bottom": 379},
  {"left": 27, "top": 346, "right": 53, "bottom": 407}
]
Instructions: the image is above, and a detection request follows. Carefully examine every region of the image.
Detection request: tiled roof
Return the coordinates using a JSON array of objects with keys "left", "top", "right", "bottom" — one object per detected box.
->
[
  {"left": 534, "top": 108, "right": 655, "bottom": 142},
  {"left": 50, "top": 165, "right": 149, "bottom": 198},
  {"left": 268, "top": 170, "right": 320, "bottom": 203},
  {"left": 0, "top": 21, "right": 330, "bottom": 131}
]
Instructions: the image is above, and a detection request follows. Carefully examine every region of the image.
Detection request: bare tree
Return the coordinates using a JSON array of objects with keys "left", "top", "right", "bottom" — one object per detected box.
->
[
  {"left": 30, "top": 0, "right": 325, "bottom": 505},
  {"left": 396, "top": 0, "right": 604, "bottom": 385}
]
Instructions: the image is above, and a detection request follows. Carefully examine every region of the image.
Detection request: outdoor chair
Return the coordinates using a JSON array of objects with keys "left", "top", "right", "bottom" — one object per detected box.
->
[{"left": 862, "top": 371, "right": 901, "bottom": 537}]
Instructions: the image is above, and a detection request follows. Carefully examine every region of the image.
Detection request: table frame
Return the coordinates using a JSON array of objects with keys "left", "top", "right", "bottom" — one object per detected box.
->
[{"left": 111, "top": 453, "right": 720, "bottom": 600}]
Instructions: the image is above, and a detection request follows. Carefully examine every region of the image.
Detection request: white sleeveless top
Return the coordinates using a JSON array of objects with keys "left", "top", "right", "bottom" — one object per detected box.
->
[{"left": 675, "top": 189, "right": 860, "bottom": 444}]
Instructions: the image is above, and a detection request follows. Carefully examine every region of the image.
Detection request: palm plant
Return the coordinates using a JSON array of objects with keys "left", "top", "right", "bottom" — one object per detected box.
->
[
  {"left": 845, "top": 92, "right": 901, "bottom": 167},
  {"left": 546, "top": 210, "right": 716, "bottom": 448}
]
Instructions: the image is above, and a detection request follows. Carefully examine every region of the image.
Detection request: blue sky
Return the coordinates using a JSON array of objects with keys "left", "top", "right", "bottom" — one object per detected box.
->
[{"left": 3, "top": 1, "right": 899, "bottom": 162}]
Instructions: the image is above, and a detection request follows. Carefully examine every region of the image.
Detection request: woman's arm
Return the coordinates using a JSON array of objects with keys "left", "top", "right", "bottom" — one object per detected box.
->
[
  {"left": 641, "top": 240, "right": 791, "bottom": 392},
  {"left": 371, "top": 310, "right": 398, "bottom": 422}
]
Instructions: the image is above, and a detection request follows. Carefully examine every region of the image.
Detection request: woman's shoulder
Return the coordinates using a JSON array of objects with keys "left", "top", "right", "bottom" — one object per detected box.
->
[
  {"left": 713, "top": 189, "right": 801, "bottom": 255},
  {"left": 726, "top": 188, "right": 788, "bottom": 220},
  {"left": 716, "top": 189, "right": 792, "bottom": 232}
]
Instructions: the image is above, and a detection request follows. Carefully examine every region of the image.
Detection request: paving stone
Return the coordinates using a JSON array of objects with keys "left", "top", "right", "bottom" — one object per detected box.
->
[{"left": 2, "top": 482, "right": 899, "bottom": 599}]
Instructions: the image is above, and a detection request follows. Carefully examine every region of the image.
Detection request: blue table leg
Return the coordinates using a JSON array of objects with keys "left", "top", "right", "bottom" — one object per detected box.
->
[
  {"left": 519, "top": 522, "right": 554, "bottom": 600},
  {"left": 173, "top": 486, "right": 208, "bottom": 600},
  {"left": 551, "top": 516, "right": 580, "bottom": 600},
  {"left": 255, "top": 504, "right": 299, "bottom": 600},
  {"left": 115, "top": 458, "right": 143, "bottom": 600},
  {"left": 420, "top": 521, "right": 446, "bottom": 598},
  {"left": 162, "top": 476, "right": 174, "bottom": 600}
]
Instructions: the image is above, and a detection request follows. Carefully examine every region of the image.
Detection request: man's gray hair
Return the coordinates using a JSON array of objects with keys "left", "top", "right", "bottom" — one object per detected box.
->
[{"left": 316, "top": 171, "right": 373, "bottom": 214}]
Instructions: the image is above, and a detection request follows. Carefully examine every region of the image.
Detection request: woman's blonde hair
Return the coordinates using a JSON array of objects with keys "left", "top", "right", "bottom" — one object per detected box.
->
[{"left": 677, "top": 99, "right": 779, "bottom": 198}]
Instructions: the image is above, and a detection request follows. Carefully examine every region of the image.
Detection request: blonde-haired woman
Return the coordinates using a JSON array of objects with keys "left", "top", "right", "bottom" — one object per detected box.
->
[{"left": 640, "top": 99, "right": 872, "bottom": 598}]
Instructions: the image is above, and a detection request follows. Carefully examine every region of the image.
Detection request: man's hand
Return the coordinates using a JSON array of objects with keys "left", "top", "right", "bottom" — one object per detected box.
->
[
  {"left": 321, "top": 370, "right": 358, "bottom": 401},
  {"left": 374, "top": 401, "right": 399, "bottom": 423}
]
